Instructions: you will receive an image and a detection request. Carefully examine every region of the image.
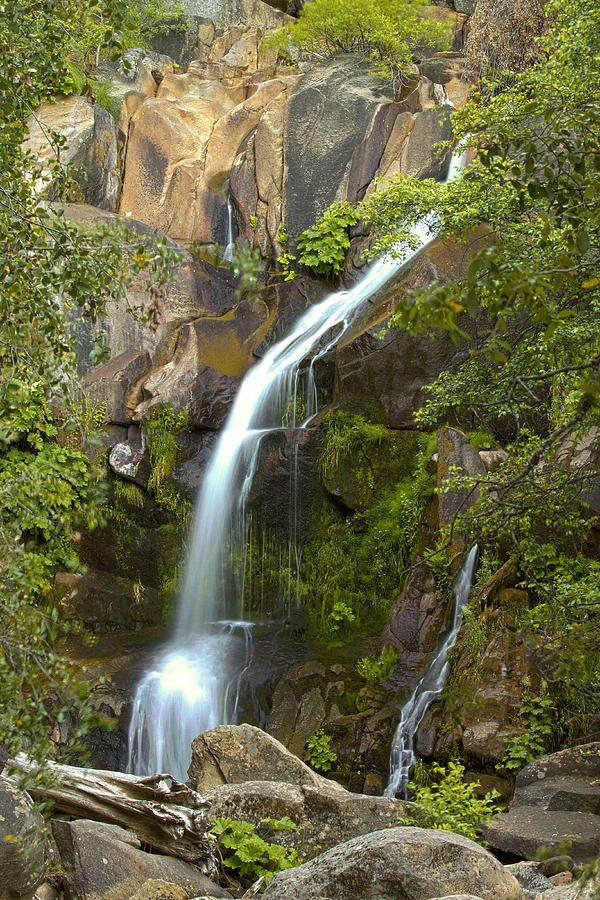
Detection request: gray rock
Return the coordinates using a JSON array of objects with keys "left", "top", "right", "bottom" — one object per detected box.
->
[
  {"left": 484, "top": 744, "right": 600, "bottom": 863},
  {"left": 283, "top": 56, "right": 396, "bottom": 246},
  {"left": 262, "top": 827, "right": 524, "bottom": 900},
  {"left": 0, "top": 776, "right": 45, "bottom": 900},
  {"left": 187, "top": 724, "right": 341, "bottom": 793},
  {"left": 403, "top": 105, "right": 455, "bottom": 180},
  {"left": 483, "top": 807, "right": 600, "bottom": 865},
  {"left": 505, "top": 862, "right": 553, "bottom": 894},
  {"left": 109, "top": 437, "right": 151, "bottom": 487},
  {"left": 437, "top": 426, "right": 487, "bottom": 527},
  {"left": 204, "top": 777, "right": 407, "bottom": 857},
  {"left": 178, "top": 0, "right": 286, "bottom": 30},
  {"left": 51, "top": 819, "right": 230, "bottom": 900}
]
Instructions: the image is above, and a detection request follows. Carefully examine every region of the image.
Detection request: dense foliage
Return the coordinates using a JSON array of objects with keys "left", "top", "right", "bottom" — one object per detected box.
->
[
  {"left": 362, "top": 0, "right": 600, "bottom": 701},
  {"left": 271, "top": 0, "right": 450, "bottom": 99},
  {"left": 401, "top": 761, "right": 501, "bottom": 843},
  {"left": 0, "top": 0, "right": 178, "bottom": 763},
  {"left": 208, "top": 816, "right": 300, "bottom": 888}
]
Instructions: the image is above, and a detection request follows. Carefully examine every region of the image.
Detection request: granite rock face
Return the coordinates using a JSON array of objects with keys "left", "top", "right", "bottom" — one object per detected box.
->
[
  {"left": 262, "top": 827, "right": 524, "bottom": 900},
  {"left": 0, "top": 777, "right": 46, "bottom": 900}
]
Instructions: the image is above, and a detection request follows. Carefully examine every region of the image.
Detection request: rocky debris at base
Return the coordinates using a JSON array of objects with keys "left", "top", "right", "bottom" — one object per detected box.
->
[
  {"left": 484, "top": 743, "right": 600, "bottom": 863},
  {"left": 262, "top": 826, "right": 525, "bottom": 900}
]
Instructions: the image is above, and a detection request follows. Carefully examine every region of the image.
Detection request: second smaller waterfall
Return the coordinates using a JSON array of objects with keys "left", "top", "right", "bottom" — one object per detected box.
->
[{"left": 384, "top": 544, "right": 479, "bottom": 799}]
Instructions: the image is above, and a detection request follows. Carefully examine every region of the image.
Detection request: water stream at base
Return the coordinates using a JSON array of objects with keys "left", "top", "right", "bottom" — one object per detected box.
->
[
  {"left": 384, "top": 543, "right": 479, "bottom": 799},
  {"left": 127, "top": 135, "right": 468, "bottom": 782}
]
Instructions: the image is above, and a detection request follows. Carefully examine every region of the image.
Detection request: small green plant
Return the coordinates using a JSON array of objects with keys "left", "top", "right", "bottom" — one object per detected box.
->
[
  {"left": 500, "top": 681, "right": 555, "bottom": 774},
  {"left": 401, "top": 761, "right": 501, "bottom": 843},
  {"left": 306, "top": 728, "right": 337, "bottom": 773},
  {"left": 356, "top": 644, "right": 398, "bottom": 686},
  {"left": 250, "top": 215, "right": 258, "bottom": 231},
  {"left": 297, "top": 201, "right": 360, "bottom": 278},
  {"left": 327, "top": 598, "right": 356, "bottom": 638},
  {"left": 277, "top": 222, "right": 288, "bottom": 246},
  {"left": 277, "top": 251, "right": 297, "bottom": 282},
  {"left": 208, "top": 816, "right": 299, "bottom": 888}
]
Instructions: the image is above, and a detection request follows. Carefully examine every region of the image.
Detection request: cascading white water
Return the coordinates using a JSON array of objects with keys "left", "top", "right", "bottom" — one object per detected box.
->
[
  {"left": 223, "top": 194, "right": 235, "bottom": 262},
  {"left": 127, "top": 132, "right": 468, "bottom": 782},
  {"left": 384, "top": 543, "right": 479, "bottom": 799}
]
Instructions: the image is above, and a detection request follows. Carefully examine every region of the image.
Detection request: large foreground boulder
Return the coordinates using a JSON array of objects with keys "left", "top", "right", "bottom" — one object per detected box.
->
[
  {"left": 0, "top": 776, "right": 45, "bottom": 900},
  {"left": 484, "top": 743, "right": 600, "bottom": 863},
  {"left": 262, "top": 827, "right": 524, "bottom": 900},
  {"left": 187, "top": 723, "right": 340, "bottom": 793},
  {"left": 52, "top": 819, "right": 231, "bottom": 900}
]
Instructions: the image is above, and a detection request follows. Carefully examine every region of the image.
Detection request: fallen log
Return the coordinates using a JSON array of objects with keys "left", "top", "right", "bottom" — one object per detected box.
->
[{"left": 9, "top": 755, "right": 218, "bottom": 877}]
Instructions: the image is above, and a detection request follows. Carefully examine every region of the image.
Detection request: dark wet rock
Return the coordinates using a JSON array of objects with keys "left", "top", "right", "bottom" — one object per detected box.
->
[
  {"left": 52, "top": 819, "right": 231, "bottom": 900},
  {"left": 484, "top": 743, "right": 600, "bottom": 863},
  {"left": 436, "top": 426, "right": 487, "bottom": 528},
  {"left": 0, "top": 776, "right": 45, "bottom": 900},
  {"left": 109, "top": 430, "right": 151, "bottom": 488},
  {"left": 262, "top": 826, "right": 524, "bottom": 900},
  {"left": 80, "top": 350, "right": 151, "bottom": 425},
  {"left": 55, "top": 568, "right": 162, "bottom": 632},
  {"left": 382, "top": 559, "right": 446, "bottom": 679}
]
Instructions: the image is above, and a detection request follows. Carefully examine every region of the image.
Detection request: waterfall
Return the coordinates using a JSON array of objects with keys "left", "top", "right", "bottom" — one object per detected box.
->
[
  {"left": 127, "top": 137, "right": 468, "bottom": 783},
  {"left": 384, "top": 543, "right": 479, "bottom": 799},
  {"left": 223, "top": 194, "right": 235, "bottom": 262}
]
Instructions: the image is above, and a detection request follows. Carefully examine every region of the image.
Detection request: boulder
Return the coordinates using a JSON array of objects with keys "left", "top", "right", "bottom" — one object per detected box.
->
[
  {"left": 382, "top": 559, "right": 446, "bottom": 678},
  {"left": 187, "top": 724, "right": 340, "bottom": 793},
  {"left": 0, "top": 776, "right": 45, "bottom": 900},
  {"left": 484, "top": 744, "right": 600, "bottom": 863},
  {"left": 25, "top": 97, "right": 119, "bottom": 210},
  {"left": 129, "top": 881, "right": 189, "bottom": 900},
  {"left": 80, "top": 350, "right": 151, "bottom": 425},
  {"left": 462, "top": 721, "right": 524, "bottom": 766},
  {"left": 283, "top": 56, "right": 398, "bottom": 245},
  {"left": 204, "top": 777, "right": 407, "bottom": 857},
  {"left": 51, "top": 819, "right": 231, "bottom": 900},
  {"left": 403, "top": 105, "right": 455, "bottom": 180},
  {"left": 437, "top": 426, "right": 487, "bottom": 527},
  {"left": 150, "top": 17, "right": 217, "bottom": 69},
  {"left": 132, "top": 299, "right": 270, "bottom": 429},
  {"left": 505, "top": 861, "right": 553, "bottom": 894},
  {"left": 177, "top": 0, "right": 287, "bottom": 30},
  {"left": 484, "top": 807, "right": 600, "bottom": 865},
  {"left": 96, "top": 49, "right": 174, "bottom": 131},
  {"left": 262, "top": 827, "right": 524, "bottom": 900}
]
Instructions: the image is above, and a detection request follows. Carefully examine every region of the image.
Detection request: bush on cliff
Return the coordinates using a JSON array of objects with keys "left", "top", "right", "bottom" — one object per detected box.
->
[{"left": 269, "top": 0, "right": 450, "bottom": 99}]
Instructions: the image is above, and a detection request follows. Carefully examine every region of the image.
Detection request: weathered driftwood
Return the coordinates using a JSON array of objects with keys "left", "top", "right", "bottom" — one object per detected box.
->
[{"left": 9, "top": 755, "right": 218, "bottom": 877}]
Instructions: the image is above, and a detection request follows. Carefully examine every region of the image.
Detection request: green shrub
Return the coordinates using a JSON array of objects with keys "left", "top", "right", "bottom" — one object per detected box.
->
[
  {"left": 500, "top": 681, "right": 555, "bottom": 774},
  {"left": 356, "top": 644, "right": 398, "bottom": 686},
  {"left": 297, "top": 201, "right": 360, "bottom": 278},
  {"left": 208, "top": 816, "right": 299, "bottom": 888},
  {"left": 269, "top": 0, "right": 450, "bottom": 99},
  {"left": 306, "top": 728, "right": 338, "bottom": 772},
  {"left": 401, "top": 761, "right": 501, "bottom": 843}
]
